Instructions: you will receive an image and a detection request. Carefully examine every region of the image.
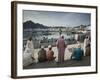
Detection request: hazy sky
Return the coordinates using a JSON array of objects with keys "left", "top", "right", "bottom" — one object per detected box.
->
[{"left": 23, "top": 10, "right": 91, "bottom": 27}]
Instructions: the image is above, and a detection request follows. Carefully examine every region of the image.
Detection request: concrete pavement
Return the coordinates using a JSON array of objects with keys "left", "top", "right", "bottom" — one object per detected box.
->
[{"left": 23, "top": 56, "right": 90, "bottom": 69}]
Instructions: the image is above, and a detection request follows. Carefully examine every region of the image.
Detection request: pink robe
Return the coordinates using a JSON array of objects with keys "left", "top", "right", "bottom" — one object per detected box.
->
[
  {"left": 47, "top": 50, "right": 54, "bottom": 61},
  {"left": 56, "top": 37, "right": 66, "bottom": 62}
]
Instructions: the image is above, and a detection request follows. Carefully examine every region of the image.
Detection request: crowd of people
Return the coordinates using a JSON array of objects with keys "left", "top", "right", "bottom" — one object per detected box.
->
[{"left": 23, "top": 34, "right": 91, "bottom": 66}]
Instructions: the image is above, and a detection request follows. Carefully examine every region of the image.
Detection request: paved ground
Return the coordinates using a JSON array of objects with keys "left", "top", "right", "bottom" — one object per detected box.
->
[{"left": 23, "top": 56, "right": 91, "bottom": 69}]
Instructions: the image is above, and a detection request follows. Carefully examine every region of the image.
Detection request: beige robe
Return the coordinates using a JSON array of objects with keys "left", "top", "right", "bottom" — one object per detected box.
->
[{"left": 23, "top": 40, "right": 34, "bottom": 66}]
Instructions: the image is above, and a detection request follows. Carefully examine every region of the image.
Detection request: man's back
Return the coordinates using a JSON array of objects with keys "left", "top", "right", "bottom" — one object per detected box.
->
[
  {"left": 73, "top": 48, "right": 84, "bottom": 60},
  {"left": 57, "top": 37, "right": 66, "bottom": 48},
  {"left": 38, "top": 49, "right": 47, "bottom": 62},
  {"left": 47, "top": 50, "right": 54, "bottom": 60}
]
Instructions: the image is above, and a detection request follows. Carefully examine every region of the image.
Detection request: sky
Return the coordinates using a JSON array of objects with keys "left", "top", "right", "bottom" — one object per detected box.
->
[{"left": 23, "top": 10, "right": 91, "bottom": 27}]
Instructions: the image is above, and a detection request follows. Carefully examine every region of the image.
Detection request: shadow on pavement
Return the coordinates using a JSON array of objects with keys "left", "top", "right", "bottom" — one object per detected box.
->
[{"left": 23, "top": 56, "right": 91, "bottom": 69}]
